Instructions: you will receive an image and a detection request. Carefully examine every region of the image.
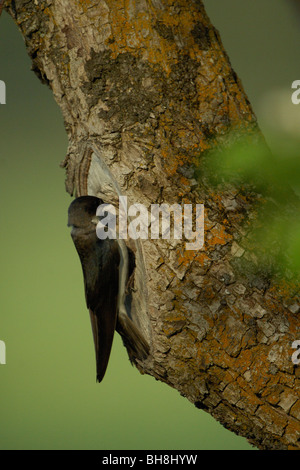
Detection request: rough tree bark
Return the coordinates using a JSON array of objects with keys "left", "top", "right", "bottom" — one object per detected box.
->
[{"left": 5, "top": 0, "right": 299, "bottom": 450}]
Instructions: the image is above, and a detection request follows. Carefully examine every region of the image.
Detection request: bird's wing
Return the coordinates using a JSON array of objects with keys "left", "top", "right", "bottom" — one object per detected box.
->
[
  {"left": 86, "top": 239, "right": 120, "bottom": 382},
  {"left": 116, "top": 312, "right": 150, "bottom": 364}
]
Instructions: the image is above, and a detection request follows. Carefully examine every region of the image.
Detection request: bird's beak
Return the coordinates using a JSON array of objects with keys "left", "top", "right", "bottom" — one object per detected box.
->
[{"left": 91, "top": 216, "right": 100, "bottom": 225}]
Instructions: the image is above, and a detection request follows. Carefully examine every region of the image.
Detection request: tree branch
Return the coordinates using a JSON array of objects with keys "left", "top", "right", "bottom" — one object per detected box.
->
[{"left": 5, "top": 0, "right": 299, "bottom": 449}]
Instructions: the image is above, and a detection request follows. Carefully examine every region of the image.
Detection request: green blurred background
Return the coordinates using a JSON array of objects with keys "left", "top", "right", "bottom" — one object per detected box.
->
[{"left": 0, "top": 1, "right": 299, "bottom": 450}]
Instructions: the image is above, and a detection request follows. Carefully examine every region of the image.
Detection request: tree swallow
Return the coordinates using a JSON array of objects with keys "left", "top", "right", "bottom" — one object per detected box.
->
[{"left": 68, "top": 196, "right": 149, "bottom": 382}]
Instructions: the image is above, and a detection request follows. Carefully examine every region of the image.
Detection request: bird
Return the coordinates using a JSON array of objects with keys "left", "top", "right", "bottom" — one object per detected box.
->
[{"left": 68, "top": 195, "right": 149, "bottom": 382}]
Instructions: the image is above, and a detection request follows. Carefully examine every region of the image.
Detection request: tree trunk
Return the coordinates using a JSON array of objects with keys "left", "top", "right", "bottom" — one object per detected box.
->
[{"left": 5, "top": 0, "right": 299, "bottom": 450}]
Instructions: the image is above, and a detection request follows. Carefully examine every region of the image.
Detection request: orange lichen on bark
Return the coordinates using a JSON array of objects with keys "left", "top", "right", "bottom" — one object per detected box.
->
[
  {"left": 103, "top": 0, "right": 211, "bottom": 72},
  {"left": 206, "top": 224, "right": 232, "bottom": 247},
  {"left": 208, "top": 191, "right": 225, "bottom": 211},
  {"left": 176, "top": 248, "right": 210, "bottom": 268},
  {"left": 164, "top": 153, "right": 190, "bottom": 178},
  {"left": 102, "top": 1, "right": 175, "bottom": 73},
  {"left": 268, "top": 279, "right": 299, "bottom": 301},
  {"left": 76, "top": 0, "right": 95, "bottom": 10}
]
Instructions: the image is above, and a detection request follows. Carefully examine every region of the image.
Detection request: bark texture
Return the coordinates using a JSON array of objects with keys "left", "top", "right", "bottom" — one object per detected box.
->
[{"left": 5, "top": 0, "right": 299, "bottom": 449}]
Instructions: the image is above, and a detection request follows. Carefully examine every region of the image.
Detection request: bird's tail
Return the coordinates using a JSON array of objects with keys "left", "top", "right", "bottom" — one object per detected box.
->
[{"left": 116, "top": 313, "right": 150, "bottom": 364}]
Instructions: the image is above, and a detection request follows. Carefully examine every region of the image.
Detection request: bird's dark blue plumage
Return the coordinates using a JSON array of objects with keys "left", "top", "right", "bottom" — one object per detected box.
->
[{"left": 68, "top": 196, "right": 149, "bottom": 382}]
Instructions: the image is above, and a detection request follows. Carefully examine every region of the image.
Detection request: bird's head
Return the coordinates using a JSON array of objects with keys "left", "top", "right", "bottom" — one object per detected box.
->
[{"left": 68, "top": 196, "right": 103, "bottom": 233}]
